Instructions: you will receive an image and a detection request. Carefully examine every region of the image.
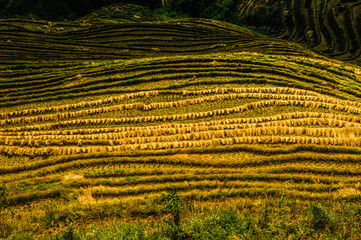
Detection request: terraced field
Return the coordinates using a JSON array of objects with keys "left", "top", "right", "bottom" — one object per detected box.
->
[
  {"left": 0, "top": 17, "right": 318, "bottom": 62},
  {"left": 239, "top": 0, "right": 361, "bottom": 62},
  {"left": 1, "top": 12, "right": 361, "bottom": 239}
]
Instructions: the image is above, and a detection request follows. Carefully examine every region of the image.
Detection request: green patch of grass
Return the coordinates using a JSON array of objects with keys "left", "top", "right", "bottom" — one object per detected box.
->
[
  {"left": 124, "top": 176, "right": 139, "bottom": 182},
  {"left": 48, "top": 195, "right": 361, "bottom": 240},
  {"left": 97, "top": 179, "right": 110, "bottom": 185}
]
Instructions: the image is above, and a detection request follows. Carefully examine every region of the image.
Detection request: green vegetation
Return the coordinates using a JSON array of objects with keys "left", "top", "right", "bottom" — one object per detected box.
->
[{"left": 39, "top": 191, "right": 361, "bottom": 239}]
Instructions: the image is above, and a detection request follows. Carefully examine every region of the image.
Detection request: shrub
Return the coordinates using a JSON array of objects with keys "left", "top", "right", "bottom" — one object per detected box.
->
[
  {"left": 161, "top": 186, "right": 189, "bottom": 239},
  {"left": 309, "top": 202, "right": 329, "bottom": 231}
]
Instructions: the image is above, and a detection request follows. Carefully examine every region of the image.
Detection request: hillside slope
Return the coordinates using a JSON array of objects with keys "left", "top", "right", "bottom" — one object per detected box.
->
[
  {"left": 1, "top": 0, "right": 361, "bottom": 63},
  {"left": 1, "top": 10, "right": 361, "bottom": 239},
  {"left": 0, "top": 0, "right": 160, "bottom": 20},
  {"left": 0, "top": 18, "right": 317, "bottom": 62},
  {"left": 239, "top": 0, "right": 361, "bottom": 62}
]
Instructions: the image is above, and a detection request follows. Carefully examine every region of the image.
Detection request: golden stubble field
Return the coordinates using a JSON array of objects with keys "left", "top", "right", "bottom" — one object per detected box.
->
[{"left": 1, "top": 15, "right": 361, "bottom": 239}]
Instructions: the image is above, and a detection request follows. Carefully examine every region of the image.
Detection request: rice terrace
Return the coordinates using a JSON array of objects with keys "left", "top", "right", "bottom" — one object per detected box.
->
[{"left": 1, "top": 0, "right": 361, "bottom": 239}]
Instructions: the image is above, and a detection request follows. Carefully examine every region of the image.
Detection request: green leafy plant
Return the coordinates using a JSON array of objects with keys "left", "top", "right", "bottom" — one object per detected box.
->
[
  {"left": 161, "top": 186, "right": 189, "bottom": 239},
  {"left": 309, "top": 202, "right": 329, "bottom": 231},
  {"left": 62, "top": 224, "right": 77, "bottom": 240}
]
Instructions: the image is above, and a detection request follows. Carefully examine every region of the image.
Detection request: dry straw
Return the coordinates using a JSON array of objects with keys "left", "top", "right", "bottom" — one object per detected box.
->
[
  {"left": 0, "top": 91, "right": 159, "bottom": 119},
  {"left": 2, "top": 111, "right": 361, "bottom": 136},
  {"left": 3, "top": 90, "right": 361, "bottom": 127}
]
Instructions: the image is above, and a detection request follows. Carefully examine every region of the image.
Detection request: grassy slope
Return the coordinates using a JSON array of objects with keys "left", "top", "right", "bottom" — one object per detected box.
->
[{"left": 1, "top": 7, "right": 361, "bottom": 240}]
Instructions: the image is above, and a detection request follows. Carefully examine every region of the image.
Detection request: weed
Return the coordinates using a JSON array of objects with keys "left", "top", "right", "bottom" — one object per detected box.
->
[
  {"left": 161, "top": 186, "right": 189, "bottom": 239},
  {"left": 309, "top": 202, "right": 329, "bottom": 231},
  {"left": 62, "top": 224, "right": 77, "bottom": 240},
  {"left": 278, "top": 194, "right": 285, "bottom": 217},
  {"left": 259, "top": 201, "right": 271, "bottom": 228}
]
